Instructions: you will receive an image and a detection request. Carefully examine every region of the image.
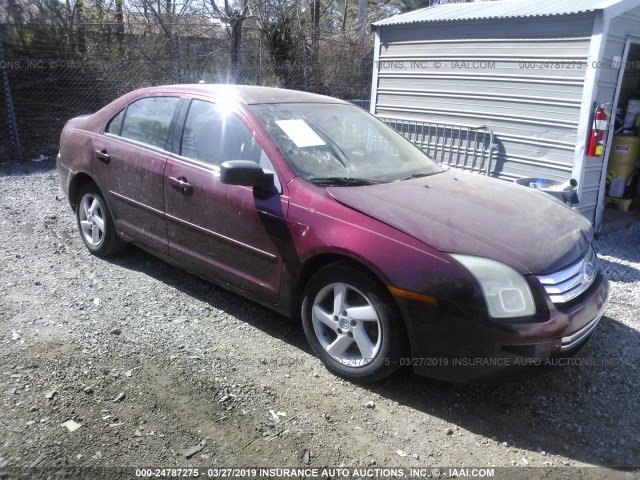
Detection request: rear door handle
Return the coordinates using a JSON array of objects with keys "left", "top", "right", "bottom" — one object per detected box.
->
[
  {"left": 95, "top": 149, "right": 110, "bottom": 163},
  {"left": 168, "top": 176, "right": 193, "bottom": 194}
]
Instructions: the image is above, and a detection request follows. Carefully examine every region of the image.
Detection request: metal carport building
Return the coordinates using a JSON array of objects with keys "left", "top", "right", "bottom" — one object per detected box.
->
[{"left": 370, "top": 0, "right": 640, "bottom": 231}]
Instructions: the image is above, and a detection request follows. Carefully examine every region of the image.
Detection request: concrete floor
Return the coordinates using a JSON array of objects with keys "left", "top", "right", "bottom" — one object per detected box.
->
[{"left": 600, "top": 206, "right": 640, "bottom": 236}]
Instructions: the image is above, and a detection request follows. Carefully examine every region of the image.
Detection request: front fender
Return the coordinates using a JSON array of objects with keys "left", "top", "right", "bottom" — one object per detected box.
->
[{"left": 281, "top": 178, "right": 485, "bottom": 324}]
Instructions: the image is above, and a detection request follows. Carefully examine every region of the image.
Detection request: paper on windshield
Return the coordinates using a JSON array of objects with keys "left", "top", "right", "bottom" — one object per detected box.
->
[{"left": 275, "top": 119, "right": 326, "bottom": 148}]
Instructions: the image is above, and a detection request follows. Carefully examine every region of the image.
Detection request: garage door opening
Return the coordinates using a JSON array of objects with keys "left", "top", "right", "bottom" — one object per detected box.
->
[{"left": 600, "top": 38, "right": 640, "bottom": 233}]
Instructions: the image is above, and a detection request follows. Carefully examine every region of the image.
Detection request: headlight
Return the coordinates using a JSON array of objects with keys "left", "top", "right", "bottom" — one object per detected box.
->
[{"left": 451, "top": 254, "right": 536, "bottom": 319}]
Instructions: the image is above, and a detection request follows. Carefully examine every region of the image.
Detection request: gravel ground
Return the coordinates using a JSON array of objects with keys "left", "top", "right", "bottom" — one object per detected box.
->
[{"left": 0, "top": 159, "right": 639, "bottom": 478}]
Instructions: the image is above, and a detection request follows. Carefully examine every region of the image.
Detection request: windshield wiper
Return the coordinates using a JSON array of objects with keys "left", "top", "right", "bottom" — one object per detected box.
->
[
  {"left": 400, "top": 171, "right": 441, "bottom": 181},
  {"left": 306, "top": 176, "right": 383, "bottom": 186}
]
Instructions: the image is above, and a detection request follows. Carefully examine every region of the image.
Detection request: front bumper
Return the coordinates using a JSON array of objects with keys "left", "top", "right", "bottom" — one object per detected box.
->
[
  {"left": 394, "top": 269, "right": 609, "bottom": 383},
  {"left": 560, "top": 310, "right": 603, "bottom": 352}
]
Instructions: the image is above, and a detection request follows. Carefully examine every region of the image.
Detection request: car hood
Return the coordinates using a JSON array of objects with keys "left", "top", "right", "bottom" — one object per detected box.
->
[{"left": 326, "top": 170, "right": 593, "bottom": 274}]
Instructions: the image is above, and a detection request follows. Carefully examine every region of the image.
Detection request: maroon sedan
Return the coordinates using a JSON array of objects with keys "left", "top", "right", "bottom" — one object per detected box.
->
[{"left": 57, "top": 85, "right": 608, "bottom": 382}]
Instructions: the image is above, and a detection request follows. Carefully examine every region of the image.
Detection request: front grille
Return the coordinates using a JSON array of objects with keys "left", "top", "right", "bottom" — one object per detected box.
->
[{"left": 537, "top": 248, "right": 598, "bottom": 304}]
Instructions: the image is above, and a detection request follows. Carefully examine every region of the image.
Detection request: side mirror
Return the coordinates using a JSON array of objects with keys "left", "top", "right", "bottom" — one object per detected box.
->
[{"left": 220, "top": 160, "right": 274, "bottom": 187}]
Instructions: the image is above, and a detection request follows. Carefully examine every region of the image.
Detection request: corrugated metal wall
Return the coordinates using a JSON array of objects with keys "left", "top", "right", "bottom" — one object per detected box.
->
[{"left": 374, "top": 15, "right": 595, "bottom": 183}]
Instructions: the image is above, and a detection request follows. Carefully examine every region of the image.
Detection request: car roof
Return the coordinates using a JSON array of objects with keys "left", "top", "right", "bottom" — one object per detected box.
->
[{"left": 132, "top": 84, "right": 350, "bottom": 106}]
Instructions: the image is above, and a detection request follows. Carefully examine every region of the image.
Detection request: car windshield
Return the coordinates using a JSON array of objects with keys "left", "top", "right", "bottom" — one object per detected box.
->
[{"left": 249, "top": 103, "right": 441, "bottom": 185}]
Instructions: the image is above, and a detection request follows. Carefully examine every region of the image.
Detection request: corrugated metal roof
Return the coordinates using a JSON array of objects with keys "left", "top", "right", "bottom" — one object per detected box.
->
[{"left": 373, "top": 0, "right": 630, "bottom": 27}]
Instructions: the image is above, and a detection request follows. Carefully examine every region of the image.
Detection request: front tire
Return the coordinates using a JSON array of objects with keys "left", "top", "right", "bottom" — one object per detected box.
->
[
  {"left": 75, "top": 183, "right": 125, "bottom": 256},
  {"left": 301, "top": 264, "right": 407, "bottom": 383}
]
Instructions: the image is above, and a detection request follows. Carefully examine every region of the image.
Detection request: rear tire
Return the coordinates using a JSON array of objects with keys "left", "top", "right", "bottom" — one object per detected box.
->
[
  {"left": 75, "top": 183, "right": 125, "bottom": 256},
  {"left": 301, "top": 263, "right": 407, "bottom": 383}
]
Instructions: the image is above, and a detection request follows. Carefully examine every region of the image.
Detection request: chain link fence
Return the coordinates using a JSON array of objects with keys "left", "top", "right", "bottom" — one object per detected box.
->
[{"left": 0, "top": 23, "right": 373, "bottom": 160}]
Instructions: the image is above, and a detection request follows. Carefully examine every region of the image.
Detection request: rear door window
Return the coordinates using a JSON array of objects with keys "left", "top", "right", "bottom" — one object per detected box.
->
[
  {"left": 105, "top": 109, "right": 125, "bottom": 135},
  {"left": 119, "top": 97, "right": 180, "bottom": 149}
]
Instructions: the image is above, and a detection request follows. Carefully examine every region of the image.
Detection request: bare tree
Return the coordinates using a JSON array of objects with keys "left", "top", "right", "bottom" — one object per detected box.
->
[
  {"left": 76, "top": 0, "right": 86, "bottom": 53},
  {"left": 206, "top": 0, "right": 250, "bottom": 83},
  {"left": 115, "top": 0, "right": 125, "bottom": 52},
  {"left": 250, "top": 0, "right": 300, "bottom": 86}
]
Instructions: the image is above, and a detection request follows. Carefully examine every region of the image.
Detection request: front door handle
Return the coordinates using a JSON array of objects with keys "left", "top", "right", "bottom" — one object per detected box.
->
[
  {"left": 95, "top": 149, "right": 110, "bottom": 163},
  {"left": 168, "top": 176, "right": 193, "bottom": 194}
]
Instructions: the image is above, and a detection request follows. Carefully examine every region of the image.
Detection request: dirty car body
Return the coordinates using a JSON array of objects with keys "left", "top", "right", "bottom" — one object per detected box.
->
[{"left": 57, "top": 85, "right": 609, "bottom": 382}]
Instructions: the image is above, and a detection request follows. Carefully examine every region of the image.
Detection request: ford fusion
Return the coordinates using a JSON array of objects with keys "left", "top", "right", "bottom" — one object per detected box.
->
[{"left": 57, "top": 85, "right": 609, "bottom": 382}]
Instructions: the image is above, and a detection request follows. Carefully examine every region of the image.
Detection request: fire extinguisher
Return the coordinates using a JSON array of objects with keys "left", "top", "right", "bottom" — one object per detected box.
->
[{"left": 587, "top": 104, "right": 609, "bottom": 157}]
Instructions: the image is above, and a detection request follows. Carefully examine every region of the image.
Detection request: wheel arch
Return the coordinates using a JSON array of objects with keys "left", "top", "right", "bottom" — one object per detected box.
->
[
  {"left": 291, "top": 251, "right": 399, "bottom": 318},
  {"left": 71, "top": 174, "right": 126, "bottom": 256},
  {"left": 296, "top": 252, "right": 413, "bottom": 381},
  {"left": 69, "top": 172, "right": 97, "bottom": 208}
]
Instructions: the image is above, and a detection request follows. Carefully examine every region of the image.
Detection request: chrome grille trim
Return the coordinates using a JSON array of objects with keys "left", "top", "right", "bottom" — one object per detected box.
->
[{"left": 537, "top": 248, "right": 598, "bottom": 304}]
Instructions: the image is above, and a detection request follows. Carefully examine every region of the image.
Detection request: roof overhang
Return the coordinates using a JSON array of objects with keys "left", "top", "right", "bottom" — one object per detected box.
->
[{"left": 373, "top": 0, "right": 635, "bottom": 28}]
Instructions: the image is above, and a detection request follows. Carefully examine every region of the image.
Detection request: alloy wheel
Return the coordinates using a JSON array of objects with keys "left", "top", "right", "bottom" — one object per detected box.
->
[
  {"left": 311, "top": 282, "right": 382, "bottom": 367},
  {"left": 78, "top": 193, "right": 105, "bottom": 247}
]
